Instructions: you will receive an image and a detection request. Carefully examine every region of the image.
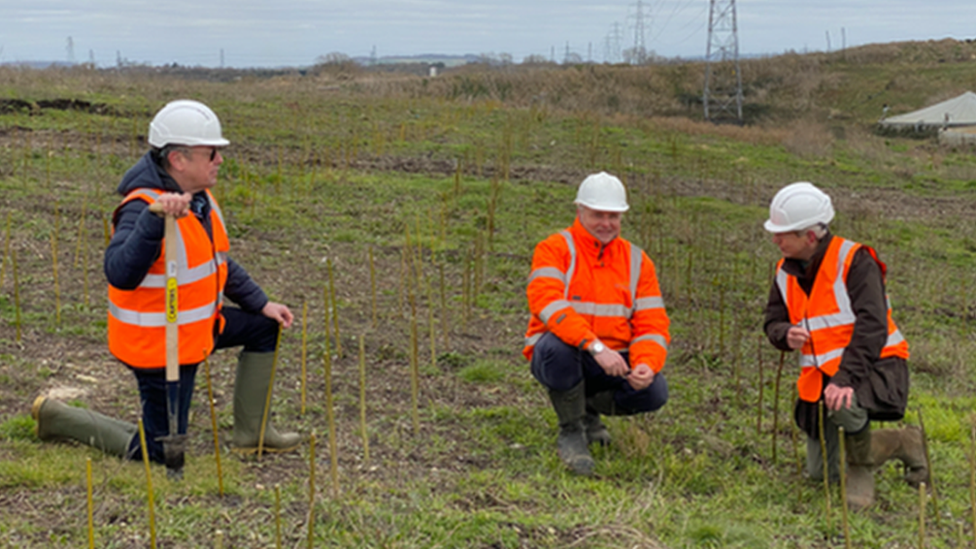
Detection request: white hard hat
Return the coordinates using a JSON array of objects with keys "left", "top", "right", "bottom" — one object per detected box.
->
[
  {"left": 148, "top": 99, "right": 230, "bottom": 148},
  {"left": 574, "top": 172, "right": 629, "bottom": 212},
  {"left": 764, "top": 182, "right": 835, "bottom": 233}
]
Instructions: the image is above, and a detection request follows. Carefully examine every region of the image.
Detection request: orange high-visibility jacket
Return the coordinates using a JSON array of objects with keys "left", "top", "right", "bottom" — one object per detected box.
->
[
  {"left": 523, "top": 218, "right": 670, "bottom": 372},
  {"left": 108, "top": 188, "right": 230, "bottom": 368},
  {"left": 775, "top": 237, "right": 909, "bottom": 402}
]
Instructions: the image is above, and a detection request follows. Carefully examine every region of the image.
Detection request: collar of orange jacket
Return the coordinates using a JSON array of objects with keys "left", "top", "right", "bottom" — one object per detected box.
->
[{"left": 569, "top": 216, "right": 619, "bottom": 257}]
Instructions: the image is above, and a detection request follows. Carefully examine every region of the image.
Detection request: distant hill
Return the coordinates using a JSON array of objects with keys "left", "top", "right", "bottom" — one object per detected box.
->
[
  {"left": 0, "top": 61, "right": 78, "bottom": 69},
  {"left": 351, "top": 54, "right": 480, "bottom": 67}
]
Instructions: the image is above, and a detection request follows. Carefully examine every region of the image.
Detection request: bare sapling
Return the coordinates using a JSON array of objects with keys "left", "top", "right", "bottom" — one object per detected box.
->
[
  {"left": 453, "top": 159, "right": 462, "bottom": 198},
  {"left": 731, "top": 321, "right": 741, "bottom": 408},
  {"left": 917, "top": 408, "right": 940, "bottom": 525},
  {"left": 86, "top": 457, "right": 94, "bottom": 549},
  {"left": 398, "top": 240, "right": 407, "bottom": 319},
  {"left": 274, "top": 484, "right": 282, "bottom": 549},
  {"left": 772, "top": 351, "right": 785, "bottom": 464},
  {"left": 369, "top": 246, "right": 377, "bottom": 329},
  {"left": 818, "top": 402, "right": 831, "bottom": 526},
  {"left": 919, "top": 482, "right": 927, "bottom": 549},
  {"left": 1, "top": 212, "right": 11, "bottom": 287},
  {"left": 791, "top": 385, "right": 803, "bottom": 478},
  {"left": 51, "top": 209, "right": 61, "bottom": 327},
  {"left": 307, "top": 431, "right": 316, "bottom": 549},
  {"left": 404, "top": 226, "right": 421, "bottom": 435},
  {"left": 129, "top": 115, "right": 138, "bottom": 160},
  {"left": 45, "top": 133, "right": 53, "bottom": 190},
  {"left": 275, "top": 144, "right": 282, "bottom": 193},
  {"left": 322, "top": 288, "right": 339, "bottom": 498},
  {"left": 74, "top": 196, "right": 88, "bottom": 268},
  {"left": 486, "top": 177, "right": 501, "bottom": 251},
  {"left": 718, "top": 279, "right": 726, "bottom": 357},
  {"left": 427, "top": 280, "right": 436, "bottom": 370},
  {"left": 970, "top": 419, "right": 976, "bottom": 548},
  {"left": 301, "top": 300, "right": 308, "bottom": 414},
  {"left": 439, "top": 259, "right": 449, "bottom": 349},
  {"left": 202, "top": 352, "right": 224, "bottom": 497},
  {"left": 257, "top": 324, "right": 284, "bottom": 459},
  {"left": 12, "top": 248, "right": 21, "bottom": 342},
  {"left": 838, "top": 427, "right": 852, "bottom": 549},
  {"left": 756, "top": 335, "right": 764, "bottom": 436},
  {"left": 462, "top": 248, "right": 472, "bottom": 331},
  {"left": 409, "top": 273, "right": 421, "bottom": 436},
  {"left": 358, "top": 336, "right": 369, "bottom": 462},
  {"left": 473, "top": 231, "right": 485, "bottom": 305},
  {"left": 327, "top": 258, "right": 341, "bottom": 357},
  {"left": 137, "top": 418, "right": 158, "bottom": 549},
  {"left": 82, "top": 212, "right": 90, "bottom": 306},
  {"left": 102, "top": 214, "right": 110, "bottom": 248}
]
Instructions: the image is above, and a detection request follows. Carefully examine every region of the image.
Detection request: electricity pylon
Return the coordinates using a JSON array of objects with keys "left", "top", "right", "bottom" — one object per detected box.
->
[{"left": 703, "top": 0, "right": 743, "bottom": 122}]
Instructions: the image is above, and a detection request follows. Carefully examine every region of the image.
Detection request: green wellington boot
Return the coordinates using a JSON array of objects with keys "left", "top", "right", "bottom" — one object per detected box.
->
[
  {"left": 547, "top": 382, "right": 595, "bottom": 476},
  {"left": 845, "top": 427, "right": 875, "bottom": 511},
  {"left": 584, "top": 391, "right": 616, "bottom": 446},
  {"left": 32, "top": 396, "right": 137, "bottom": 457},
  {"left": 231, "top": 352, "right": 302, "bottom": 453}
]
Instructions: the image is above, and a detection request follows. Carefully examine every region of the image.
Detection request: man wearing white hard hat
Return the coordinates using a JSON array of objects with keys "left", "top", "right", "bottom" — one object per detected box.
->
[
  {"left": 32, "top": 100, "right": 301, "bottom": 471},
  {"left": 763, "top": 181, "right": 924, "bottom": 509},
  {"left": 523, "top": 172, "right": 670, "bottom": 475}
]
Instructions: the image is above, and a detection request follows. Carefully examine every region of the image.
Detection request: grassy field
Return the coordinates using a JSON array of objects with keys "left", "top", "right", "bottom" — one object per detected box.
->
[{"left": 2, "top": 41, "right": 976, "bottom": 547}]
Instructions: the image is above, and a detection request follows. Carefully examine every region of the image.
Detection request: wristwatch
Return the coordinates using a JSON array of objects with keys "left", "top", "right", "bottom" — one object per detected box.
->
[{"left": 588, "top": 340, "right": 606, "bottom": 356}]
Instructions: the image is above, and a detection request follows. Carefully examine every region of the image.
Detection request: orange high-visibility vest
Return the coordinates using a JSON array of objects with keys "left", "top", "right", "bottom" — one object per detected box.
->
[
  {"left": 108, "top": 188, "right": 230, "bottom": 368},
  {"left": 523, "top": 218, "right": 670, "bottom": 372},
  {"left": 775, "top": 237, "right": 909, "bottom": 402}
]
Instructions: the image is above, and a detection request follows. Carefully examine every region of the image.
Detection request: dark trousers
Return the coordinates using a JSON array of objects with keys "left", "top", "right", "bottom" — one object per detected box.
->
[
  {"left": 530, "top": 332, "right": 668, "bottom": 414},
  {"left": 126, "top": 307, "right": 280, "bottom": 463}
]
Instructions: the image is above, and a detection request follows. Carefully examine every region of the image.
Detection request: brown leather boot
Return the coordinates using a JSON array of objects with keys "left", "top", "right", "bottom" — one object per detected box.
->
[
  {"left": 870, "top": 427, "right": 928, "bottom": 487},
  {"left": 845, "top": 427, "right": 874, "bottom": 511}
]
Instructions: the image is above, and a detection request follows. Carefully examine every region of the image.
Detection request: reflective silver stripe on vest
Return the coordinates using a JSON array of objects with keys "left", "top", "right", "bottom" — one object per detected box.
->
[
  {"left": 524, "top": 333, "right": 543, "bottom": 348},
  {"left": 775, "top": 267, "right": 789, "bottom": 305},
  {"left": 528, "top": 267, "right": 566, "bottom": 283},
  {"left": 802, "top": 311, "right": 856, "bottom": 331},
  {"left": 800, "top": 347, "right": 845, "bottom": 368},
  {"left": 558, "top": 230, "right": 575, "bottom": 299},
  {"left": 826, "top": 239, "right": 857, "bottom": 323},
  {"left": 887, "top": 328, "right": 904, "bottom": 347},
  {"left": 776, "top": 238, "right": 858, "bottom": 334},
  {"left": 629, "top": 243, "right": 641, "bottom": 310},
  {"left": 570, "top": 302, "right": 631, "bottom": 317},
  {"left": 109, "top": 301, "right": 217, "bottom": 327},
  {"left": 539, "top": 299, "right": 571, "bottom": 323},
  {"left": 140, "top": 260, "right": 221, "bottom": 288},
  {"left": 634, "top": 296, "right": 664, "bottom": 311},
  {"left": 208, "top": 192, "right": 226, "bottom": 230},
  {"left": 630, "top": 333, "right": 668, "bottom": 351}
]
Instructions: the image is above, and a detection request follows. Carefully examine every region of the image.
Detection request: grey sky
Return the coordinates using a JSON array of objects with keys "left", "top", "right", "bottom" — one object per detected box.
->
[{"left": 1, "top": 1, "right": 974, "bottom": 67}]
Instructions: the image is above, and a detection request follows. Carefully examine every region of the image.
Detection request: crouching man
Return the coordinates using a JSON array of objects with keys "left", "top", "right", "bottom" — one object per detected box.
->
[{"left": 523, "top": 172, "right": 670, "bottom": 476}]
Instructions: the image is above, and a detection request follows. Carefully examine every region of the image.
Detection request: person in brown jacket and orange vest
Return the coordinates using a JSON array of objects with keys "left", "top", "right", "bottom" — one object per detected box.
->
[
  {"left": 763, "top": 181, "right": 926, "bottom": 510},
  {"left": 524, "top": 172, "right": 670, "bottom": 476},
  {"left": 32, "top": 100, "right": 301, "bottom": 467}
]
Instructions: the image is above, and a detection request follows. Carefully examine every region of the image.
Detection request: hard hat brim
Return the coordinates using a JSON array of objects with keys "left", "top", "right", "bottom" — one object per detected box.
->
[{"left": 575, "top": 200, "right": 629, "bottom": 213}]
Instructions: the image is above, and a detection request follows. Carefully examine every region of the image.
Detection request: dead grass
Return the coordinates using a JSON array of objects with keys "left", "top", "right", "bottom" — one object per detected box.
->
[{"left": 781, "top": 119, "right": 835, "bottom": 158}]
